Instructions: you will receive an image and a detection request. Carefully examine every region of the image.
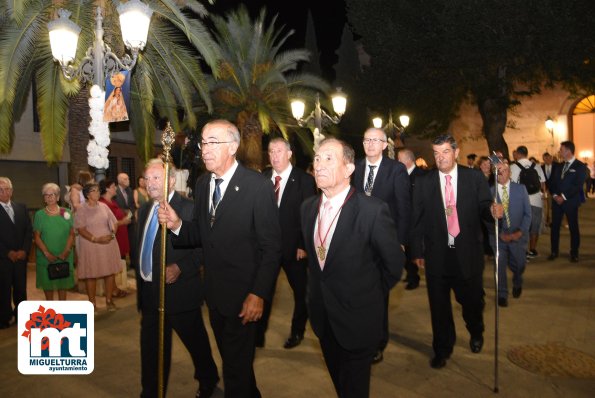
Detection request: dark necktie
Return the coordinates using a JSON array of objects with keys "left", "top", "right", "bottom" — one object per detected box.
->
[
  {"left": 140, "top": 205, "right": 159, "bottom": 278},
  {"left": 562, "top": 162, "right": 570, "bottom": 177},
  {"left": 364, "top": 165, "right": 377, "bottom": 195},
  {"left": 274, "top": 176, "right": 282, "bottom": 203},
  {"left": 210, "top": 178, "right": 223, "bottom": 226}
]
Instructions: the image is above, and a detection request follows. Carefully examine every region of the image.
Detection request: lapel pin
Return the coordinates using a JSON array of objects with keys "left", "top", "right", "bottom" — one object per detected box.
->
[{"left": 235, "top": 186, "right": 239, "bottom": 191}]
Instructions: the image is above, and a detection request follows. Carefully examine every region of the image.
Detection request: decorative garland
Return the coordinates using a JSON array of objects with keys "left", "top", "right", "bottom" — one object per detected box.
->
[{"left": 87, "top": 84, "right": 110, "bottom": 169}]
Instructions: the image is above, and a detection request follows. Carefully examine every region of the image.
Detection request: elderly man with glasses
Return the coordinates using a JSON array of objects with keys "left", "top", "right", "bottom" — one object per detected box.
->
[
  {"left": 159, "top": 120, "right": 281, "bottom": 398},
  {"left": 351, "top": 128, "right": 411, "bottom": 364}
]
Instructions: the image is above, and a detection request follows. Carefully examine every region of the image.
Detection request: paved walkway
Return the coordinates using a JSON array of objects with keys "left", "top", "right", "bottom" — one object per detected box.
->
[{"left": 1, "top": 200, "right": 594, "bottom": 397}]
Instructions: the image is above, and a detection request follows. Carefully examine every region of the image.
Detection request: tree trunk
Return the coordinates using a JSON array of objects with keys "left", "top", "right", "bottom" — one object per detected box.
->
[
  {"left": 477, "top": 96, "right": 509, "bottom": 159},
  {"left": 68, "top": 87, "right": 92, "bottom": 183},
  {"left": 236, "top": 111, "right": 264, "bottom": 171}
]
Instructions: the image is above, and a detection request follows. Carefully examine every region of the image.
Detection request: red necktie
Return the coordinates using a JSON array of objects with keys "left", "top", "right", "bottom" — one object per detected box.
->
[
  {"left": 445, "top": 175, "right": 460, "bottom": 237},
  {"left": 274, "top": 176, "right": 282, "bottom": 203}
]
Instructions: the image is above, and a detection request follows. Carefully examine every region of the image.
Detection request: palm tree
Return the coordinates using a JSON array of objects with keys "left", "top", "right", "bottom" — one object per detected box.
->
[
  {"left": 209, "top": 6, "right": 330, "bottom": 170},
  {"left": 0, "top": 0, "right": 218, "bottom": 171}
]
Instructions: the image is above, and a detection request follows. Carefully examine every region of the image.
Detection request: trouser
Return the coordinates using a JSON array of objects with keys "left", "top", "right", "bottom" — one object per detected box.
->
[
  {"left": 0, "top": 259, "right": 27, "bottom": 323},
  {"left": 551, "top": 202, "right": 580, "bottom": 256},
  {"left": 491, "top": 237, "right": 527, "bottom": 298},
  {"left": 426, "top": 249, "right": 485, "bottom": 357},
  {"left": 209, "top": 307, "right": 261, "bottom": 398},
  {"left": 319, "top": 316, "right": 375, "bottom": 398},
  {"left": 140, "top": 288, "right": 218, "bottom": 397}
]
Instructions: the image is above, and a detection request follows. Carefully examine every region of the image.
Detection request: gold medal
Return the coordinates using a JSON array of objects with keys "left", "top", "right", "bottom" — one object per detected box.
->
[
  {"left": 445, "top": 206, "right": 453, "bottom": 216},
  {"left": 317, "top": 245, "right": 326, "bottom": 261}
]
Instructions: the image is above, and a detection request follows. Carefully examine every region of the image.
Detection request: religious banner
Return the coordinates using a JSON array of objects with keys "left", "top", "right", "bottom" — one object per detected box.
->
[{"left": 103, "top": 71, "right": 131, "bottom": 123}]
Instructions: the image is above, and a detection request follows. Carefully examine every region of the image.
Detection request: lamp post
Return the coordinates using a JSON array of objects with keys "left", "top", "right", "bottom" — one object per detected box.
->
[
  {"left": 545, "top": 116, "right": 555, "bottom": 153},
  {"left": 48, "top": 1, "right": 153, "bottom": 180},
  {"left": 291, "top": 89, "right": 347, "bottom": 151},
  {"left": 372, "top": 112, "right": 410, "bottom": 159}
]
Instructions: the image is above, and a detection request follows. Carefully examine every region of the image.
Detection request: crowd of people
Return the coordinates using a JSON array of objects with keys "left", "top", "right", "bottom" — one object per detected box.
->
[{"left": 0, "top": 119, "right": 591, "bottom": 397}]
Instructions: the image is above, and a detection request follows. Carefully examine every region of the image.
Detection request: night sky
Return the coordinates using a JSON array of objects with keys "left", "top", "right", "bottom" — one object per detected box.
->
[{"left": 208, "top": 0, "right": 347, "bottom": 81}]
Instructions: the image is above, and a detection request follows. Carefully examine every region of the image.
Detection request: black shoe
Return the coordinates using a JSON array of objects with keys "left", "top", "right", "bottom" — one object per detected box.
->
[
  {"left": 283, "top": 334, "right": 303, "bottom": 349},
  {"left": 470, "top": 336, "right": 484, "bottom": 353},
  {"left": 196, "top": 378, "right": 219, "bottom": 398},
  {"left": 512, "top": 287, "right": 522, "bottom": 298},
  {"left": 570, "top": 255, "right": 579, "bottom": 263},
  {"left": 372, "top": 350, "right": 384, "bottom": 364},
  {"left": 526, "top": 250, "right": 538, "bottom": 259},
  {"left": 547, "top": 253, "right": 558, "bottom": 260},
  {"left": 430, "top": 355, "right": 447, "bottom": 369},
  {"left": 498, "top": 297, "right": 508, "bottom": 307},
  {"left": 405, "top": 281, "right": 419, "bottom": 290}
]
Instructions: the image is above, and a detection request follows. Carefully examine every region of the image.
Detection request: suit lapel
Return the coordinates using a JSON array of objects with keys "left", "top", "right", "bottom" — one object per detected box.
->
[
  {"left": 280, "top": 168, "right": 297, "bottom": 208},
  {"left": 353, "top": 160, "right": 365, "bottom": 191},
  {"left": 371, "top": 157, "right": 388, "bottom": 194},
  {"left": 431, "top": 170, "right": 448, "bottom": 234},
  {"left": 210, "top": 165, "right": 244, "bottom": 225},
  {"left": 305, "top": 195, "right": 321, "bottom": 270}
]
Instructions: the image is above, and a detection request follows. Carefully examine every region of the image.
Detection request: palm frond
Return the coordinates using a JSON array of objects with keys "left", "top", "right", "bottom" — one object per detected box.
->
[
  {"left": 36, "top": 61, "right": 69, "bottom": 164},
  {"left": 129, "top": 63, "right": 156, "bottom": 163}
]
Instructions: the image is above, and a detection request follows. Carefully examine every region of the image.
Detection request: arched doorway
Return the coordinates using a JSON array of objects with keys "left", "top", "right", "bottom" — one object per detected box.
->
[{"left": 571, "top": 95, "right": 595, "bottom": 165}]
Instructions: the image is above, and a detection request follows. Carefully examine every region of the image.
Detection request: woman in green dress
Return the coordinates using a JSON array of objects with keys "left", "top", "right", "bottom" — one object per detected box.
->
[{"left": 33, "top": 183, "right": 75, "bottom": 300}]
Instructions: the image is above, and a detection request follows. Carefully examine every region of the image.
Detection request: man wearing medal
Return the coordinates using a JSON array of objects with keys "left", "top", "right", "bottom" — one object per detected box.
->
[
  {"left": 301, "top": 138, "right": 404, "bottom": 398},
  {"left": 411, "top": 134, "right": 500, "bottom": 370}
]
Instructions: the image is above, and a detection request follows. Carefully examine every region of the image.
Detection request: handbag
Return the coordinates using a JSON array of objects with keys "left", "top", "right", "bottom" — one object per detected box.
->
[{"left": 48, "top": 261, "right": 70, "bottom": 280}]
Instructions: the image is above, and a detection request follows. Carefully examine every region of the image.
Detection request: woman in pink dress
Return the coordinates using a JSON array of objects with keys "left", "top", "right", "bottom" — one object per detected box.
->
[{"left": 74, "top": 183, "right": 122, "bottom": 311}]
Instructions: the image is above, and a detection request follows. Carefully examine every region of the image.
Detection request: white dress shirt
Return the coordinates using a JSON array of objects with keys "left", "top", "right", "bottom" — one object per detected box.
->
[
  {"left": 314, "top": 185, "right": 351, "bottom": 259},
  {"left": 271, "top": 164, "right": 292, "bottom": 207}
]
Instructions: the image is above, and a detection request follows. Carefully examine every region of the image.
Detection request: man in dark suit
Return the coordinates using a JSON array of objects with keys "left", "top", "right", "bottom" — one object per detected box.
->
[
  {"left": 302, "top": 138, "right": 404, "bottom": 398},
  {"left": 548, "top": 141, "right": 587, "bottom": 262},
  {"left": 160, "top": 120, "right": 281, "bottom": 398},
  {"left": 398, "top": 147, "right": 427, "bottom": 290},
  {"left": 411, "top": 135, "right": 498, "bottom": 369},
  {"left": 352, "top": 127, "right": 410, "bottom": 363},
  {"left": 541, "top": 152, "right": 557, "bottom": 228},
  {"left": 136, "top": 160, "right": 218, "bottom": 398},
  {"left": 489, "top": 163, "right": 532, "bottom": 307},
  {"left": 0, "top": 177, "right": 32, "bottom": 329},
  {"left": 116, "top": 172, "right": 138, "bottom": 272},
  {"left": 258, "top": 137, "right": 316, "bottom": 349}
]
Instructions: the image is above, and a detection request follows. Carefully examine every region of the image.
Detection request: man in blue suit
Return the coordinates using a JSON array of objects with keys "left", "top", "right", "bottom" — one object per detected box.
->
[
  {"left": 490, "top": 163, "right": 532, "bottom": 307},
  {"left": 548, "top": 141, "right": 587, "bottom": 262}
]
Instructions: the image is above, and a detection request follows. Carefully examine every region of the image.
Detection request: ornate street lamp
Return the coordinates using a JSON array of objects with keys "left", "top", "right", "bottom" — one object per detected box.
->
[
  {"left": 372, "top": 112, "right": 410, "bottom": 159},
  {"left": 48, "top": 1, "right": 153, "bottom": 180},
  {"left": 545, "top": 115, "right": 556, "bottom": 155},
  {"left": 291, "top": 89, "right": 347, "bottom": 150}
]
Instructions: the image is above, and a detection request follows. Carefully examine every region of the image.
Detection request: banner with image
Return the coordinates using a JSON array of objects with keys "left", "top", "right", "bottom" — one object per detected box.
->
[{"left": 104, "top": 70, "right": 131, "bottom": 123}]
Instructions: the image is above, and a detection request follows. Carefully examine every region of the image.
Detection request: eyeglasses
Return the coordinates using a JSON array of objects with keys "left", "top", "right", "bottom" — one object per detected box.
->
[
  {"left": 43, "top": 193, "right": 56, "bottom": 197},
  {"left": 0, "top": 187, "right": 13, "bottom": 193},
  {"left": 362, "top": 138, "right": 386, "bottom": 145},
  {"left": 198, "top": 141, "right": 234, "bottom": 150}
]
